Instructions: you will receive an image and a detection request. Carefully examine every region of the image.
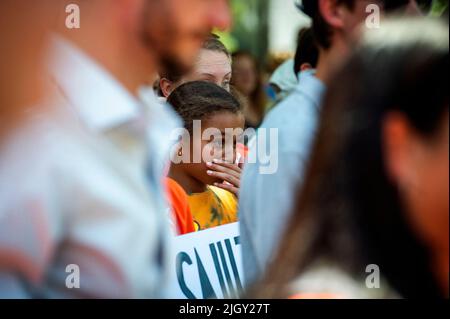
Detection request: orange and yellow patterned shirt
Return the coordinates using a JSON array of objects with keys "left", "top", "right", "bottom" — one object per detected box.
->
[{"left": 187, "top": 186, "right": 238, "bottom": 231}]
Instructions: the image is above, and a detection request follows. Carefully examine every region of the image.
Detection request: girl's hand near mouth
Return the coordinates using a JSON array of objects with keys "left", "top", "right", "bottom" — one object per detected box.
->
[{"left": 206, "top": 159, "right": 242, "bottom": 197}]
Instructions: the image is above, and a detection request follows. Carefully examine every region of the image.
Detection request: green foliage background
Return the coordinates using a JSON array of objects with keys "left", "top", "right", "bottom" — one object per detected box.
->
[
  {"left": 216, "top": 0, "right": 269, "bottom": 66},
  {"left": 430, "top": 0, "right": 449, "bottom": 16}
]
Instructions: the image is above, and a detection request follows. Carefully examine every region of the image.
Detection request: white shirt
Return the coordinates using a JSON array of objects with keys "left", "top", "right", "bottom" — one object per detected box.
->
[{"left": 0, "top": 36, "right": 180, "bottom": 298}]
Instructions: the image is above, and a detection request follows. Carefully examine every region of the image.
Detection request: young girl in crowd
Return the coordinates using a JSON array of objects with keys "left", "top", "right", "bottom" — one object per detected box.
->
[
  {"left": 256, "top": 17, "right": 449, "bottom": 299},
  {"left": 167, "top": 81, "right": 245, "bottom": 231}
]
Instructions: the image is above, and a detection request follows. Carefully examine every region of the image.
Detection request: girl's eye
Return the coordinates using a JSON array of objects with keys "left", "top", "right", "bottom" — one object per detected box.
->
[{"left": 222, "top": 82, "right": 230, "bottom": 90}]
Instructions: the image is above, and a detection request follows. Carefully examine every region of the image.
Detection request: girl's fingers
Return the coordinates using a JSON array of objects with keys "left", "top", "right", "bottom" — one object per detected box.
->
[
  {"left": 207, "top": 170, "right": 240, "bottom": 187},
  {"left": 206, "top": 161, "right": 241, "bottom": 179},
  {"left": 213, "top": 159, "right": 243, "bottom": 171},
  {"left": 214, "top": 182, "right": 239, "bottom": 197}
]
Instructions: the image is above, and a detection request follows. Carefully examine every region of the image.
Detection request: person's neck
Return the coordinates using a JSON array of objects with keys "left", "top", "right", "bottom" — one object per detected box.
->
[
  {"left": 59, "top": 24, "right": 156, "bottom": 97},
  {"left": 315, "top": 36, "right": 350, "bottom": 85},
  {"left": 169, "top": 165, "right": 208, "bottom": 194}
]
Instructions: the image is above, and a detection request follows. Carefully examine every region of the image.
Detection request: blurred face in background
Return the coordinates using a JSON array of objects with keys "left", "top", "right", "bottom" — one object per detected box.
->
[
  {"left": 232, "top": 54, "right": 258, "bottom": 97},
  {"left": 142, "top": 0, "right": 232, "bottom": 80}
]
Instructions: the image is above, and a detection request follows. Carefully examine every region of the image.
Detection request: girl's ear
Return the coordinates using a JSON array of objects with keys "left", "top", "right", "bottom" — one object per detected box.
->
[{"left": 160, "top": 78, "right": 173, "bottom": 98}]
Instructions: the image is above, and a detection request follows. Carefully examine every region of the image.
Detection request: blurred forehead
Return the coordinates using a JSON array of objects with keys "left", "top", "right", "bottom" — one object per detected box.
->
[{"left": 194, "top": 49, "right": 232, "bottom": 72}]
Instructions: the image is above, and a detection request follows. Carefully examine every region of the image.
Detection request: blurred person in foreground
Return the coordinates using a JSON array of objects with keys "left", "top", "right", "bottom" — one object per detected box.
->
[
  {"left": 256, "top": 17, "right": 448, "bottom": 299},
  {"left": 239, "top": 0, "right": 421, "bottom": 286},
  {"left": 0, "top": 0, "right": 231, "bottom": 298},
  {"left": 0, "top": 1, "right": 58, "bottom": 297}
]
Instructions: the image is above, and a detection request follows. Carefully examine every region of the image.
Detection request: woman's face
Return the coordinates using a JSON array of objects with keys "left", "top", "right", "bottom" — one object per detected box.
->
[
  {"left": 232, "top": 55, "right": 258, "bottom": 96},
  {"left": 384, "top": 109, "right": 449, "bottom": 286},
  {"left": 184, "top": 111, "right": 245, "bottom": 186},
  {"left": 162, "top": 49, "right": 232, "bottom": 97},
  {"left": 184, "top": 49, "right": 232, "bottom": 92}
]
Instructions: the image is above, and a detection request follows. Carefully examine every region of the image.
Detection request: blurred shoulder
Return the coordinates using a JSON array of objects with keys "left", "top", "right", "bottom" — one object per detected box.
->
[{"left": 0, "top": 101, "right": 95, "bottom": 197}]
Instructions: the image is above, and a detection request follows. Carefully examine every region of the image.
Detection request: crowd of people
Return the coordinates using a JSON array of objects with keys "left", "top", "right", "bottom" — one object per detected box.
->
[{"left": 0, "top": 0, "right": 448, "bottom": 299}]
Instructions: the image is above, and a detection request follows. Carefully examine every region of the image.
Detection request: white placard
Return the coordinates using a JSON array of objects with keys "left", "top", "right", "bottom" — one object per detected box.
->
[{"left": 167, "top": 222, "right": 243, "bottom": 299}]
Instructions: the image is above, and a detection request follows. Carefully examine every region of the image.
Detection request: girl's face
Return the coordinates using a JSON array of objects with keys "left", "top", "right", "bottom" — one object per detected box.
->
[{"left": 184, "top": 111, "right": 245, "bottom": 186}]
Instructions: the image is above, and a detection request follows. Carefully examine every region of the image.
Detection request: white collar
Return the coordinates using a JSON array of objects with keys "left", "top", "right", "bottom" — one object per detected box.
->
[{"left": 49, "top": 35, "right": 141, "bottom": 132}]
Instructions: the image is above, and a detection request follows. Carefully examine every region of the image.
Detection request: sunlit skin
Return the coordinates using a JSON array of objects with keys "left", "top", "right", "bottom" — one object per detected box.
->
[
  {"left": 143, "top": 0, "right": 232, "bottom": 77},
  {"left": 0, "top": 0, "right": 56, "bottom": 138},
  {"left": 384, "top": 110, "right": 449, "bottom": 296},
  {"left": 169, "top": 111, "right": 245, "bottom": 197},
  {"left": 160, "top": 49, "right": 232, "bottom": 97}
]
